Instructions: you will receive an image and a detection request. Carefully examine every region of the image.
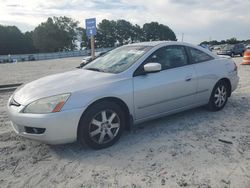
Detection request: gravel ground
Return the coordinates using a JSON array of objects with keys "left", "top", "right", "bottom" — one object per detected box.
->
[
  {"left": 0, "top": 57, "right": 82, "bottom": 85},
  {"left": 0, "top": 57, "right": 249, "bottom": 188}
]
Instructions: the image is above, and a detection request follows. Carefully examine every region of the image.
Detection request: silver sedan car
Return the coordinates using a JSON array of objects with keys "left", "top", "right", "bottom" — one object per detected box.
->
[{"left": 7, "top": 41, "right": 239, "bottom": 149}]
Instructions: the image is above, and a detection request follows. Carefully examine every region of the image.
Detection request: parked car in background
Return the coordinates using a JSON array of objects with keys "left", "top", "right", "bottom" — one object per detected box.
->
[
  {"left": 7, "top": 41, "right": 239, "bottom": 149},
  {"left": 28, "top": 55, "right": 36, "bottom": 61},
  {"left": 77, "top": 51, "right": 108, "bottom": 68},
  {"left": 217, "top": 43, "right": 245, "bottom": 57},
  {"left": 245, "top": 44, "right": 250, "bottom": 50},
  {"left": 211, "top": 45, "right": 223, "bottom": 54}
]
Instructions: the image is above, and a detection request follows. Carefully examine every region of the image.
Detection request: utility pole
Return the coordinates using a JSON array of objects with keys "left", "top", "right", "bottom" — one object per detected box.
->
[
  {"left": 90, "top": 35, "right": 95, "bottom": 59},
  {"left": 181, "top": 33, "right": 184, "bottom": 42}
]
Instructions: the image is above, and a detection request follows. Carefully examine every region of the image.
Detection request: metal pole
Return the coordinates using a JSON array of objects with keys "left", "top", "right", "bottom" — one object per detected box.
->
[{"left": 91, "top": 36, "right": 95, "bottom": 59}]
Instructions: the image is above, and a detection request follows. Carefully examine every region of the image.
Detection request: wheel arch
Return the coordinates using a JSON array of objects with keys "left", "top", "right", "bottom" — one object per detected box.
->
[{"left": 77, "top": 97, "right": 133, "bottom": 135}]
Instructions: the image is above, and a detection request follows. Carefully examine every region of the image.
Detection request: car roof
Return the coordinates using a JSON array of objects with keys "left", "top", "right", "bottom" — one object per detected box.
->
[
  {"left": 127, "top": 41, "right": 170, "bottom": 47},
  {"left": 126, "top": 41, "right": 218, "bottom": 59},
  {"left": 126, "top": 41, "right": 206, "bottom": 49},
  {"left": 127, "top": 41, "right": 188, "bottom": 47}
]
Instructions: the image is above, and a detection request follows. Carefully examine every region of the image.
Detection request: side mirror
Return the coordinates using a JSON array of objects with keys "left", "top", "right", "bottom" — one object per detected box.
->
[{"left": 144, "top": 62, "right": 162, "bottom": 73}]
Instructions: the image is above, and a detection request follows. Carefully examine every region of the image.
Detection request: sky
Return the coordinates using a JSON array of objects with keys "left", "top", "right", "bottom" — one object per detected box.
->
[{"left": 0, "top": 0, "right": 249, "bottom": 44}]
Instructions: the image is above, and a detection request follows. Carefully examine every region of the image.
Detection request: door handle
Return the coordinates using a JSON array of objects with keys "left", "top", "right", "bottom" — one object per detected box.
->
[{"left": 185, "top": 76, "right": 192, "bottom": 81}]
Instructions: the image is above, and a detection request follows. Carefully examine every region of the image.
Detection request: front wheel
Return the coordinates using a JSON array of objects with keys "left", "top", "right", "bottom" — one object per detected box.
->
[
  {"left": 207, "top": 81, "right": 229, "bottom": 111},
  {"left": 78, "top": 101, "right": 125, "bottom": 149}
]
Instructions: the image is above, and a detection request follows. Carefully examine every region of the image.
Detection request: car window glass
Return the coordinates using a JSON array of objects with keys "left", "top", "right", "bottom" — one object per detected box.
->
[
  {"left": 145, "top": 46, "right": 188, "bottom": 70},
  {"left": 189, "top": 47, "right": 213, "bottom": 63},
  {"left": 84, "top": 46, "right": 152, "bottom": 74}
]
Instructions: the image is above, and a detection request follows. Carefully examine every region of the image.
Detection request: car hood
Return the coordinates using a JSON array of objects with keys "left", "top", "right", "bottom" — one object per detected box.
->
[{"left": 13, "top": 69, "right": 118, "bottom": 105}]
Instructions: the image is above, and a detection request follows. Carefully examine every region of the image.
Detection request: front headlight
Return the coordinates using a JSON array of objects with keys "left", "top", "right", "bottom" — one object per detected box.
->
[{"left": 23, "top": 93, "right": 70, "bottom": 114}]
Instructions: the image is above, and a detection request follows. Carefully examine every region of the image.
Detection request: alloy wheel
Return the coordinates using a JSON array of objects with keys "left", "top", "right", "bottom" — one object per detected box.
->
[
  {"left": 214, "top": 85, "right": 227, "bottom": 108},
  {"left": 89, "top": 110, "right": 120, "bottom": 144}
]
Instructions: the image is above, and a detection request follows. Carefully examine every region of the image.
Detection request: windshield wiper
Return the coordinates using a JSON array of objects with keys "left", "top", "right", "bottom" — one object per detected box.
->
[{"left": 85, "top": 68, "right": 103, "bottom": 72}]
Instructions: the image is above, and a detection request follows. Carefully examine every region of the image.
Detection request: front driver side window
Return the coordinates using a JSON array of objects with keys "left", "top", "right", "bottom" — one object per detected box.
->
[{"left": 145, "top": 45, "right": 188, "bottom": 70}]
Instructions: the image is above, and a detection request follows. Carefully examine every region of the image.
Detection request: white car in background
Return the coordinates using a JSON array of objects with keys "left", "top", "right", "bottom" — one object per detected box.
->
[
  {"left": 7, "top": 41, "right": 239, "bottom": 149},
  {"left": 211, "top": 45, "right": 222, "bottom": 54},
  {"left": 78, "top": 51, "right": 108, "bottom": 68}
]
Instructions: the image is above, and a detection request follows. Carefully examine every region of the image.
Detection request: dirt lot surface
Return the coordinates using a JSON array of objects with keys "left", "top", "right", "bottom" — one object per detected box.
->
[
  {"left": 0, "top": 57, "right": 249, "bottom": 188},
  {"left": 0, "top": 57, "right": 82, "bottom": 85}
]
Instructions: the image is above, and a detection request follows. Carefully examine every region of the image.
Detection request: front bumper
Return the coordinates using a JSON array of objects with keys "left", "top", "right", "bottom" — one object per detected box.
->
[{"left": 7, "top": 99, "right": 85, "bottom": 144}]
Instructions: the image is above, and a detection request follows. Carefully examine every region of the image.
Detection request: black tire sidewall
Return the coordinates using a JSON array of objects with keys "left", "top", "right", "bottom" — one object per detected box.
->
[
  {"left": 78, "top": 101, "right": 125, "bottom": 149},
  {"left": 208, "top": 81, "right": 229, "bottom": 111}
]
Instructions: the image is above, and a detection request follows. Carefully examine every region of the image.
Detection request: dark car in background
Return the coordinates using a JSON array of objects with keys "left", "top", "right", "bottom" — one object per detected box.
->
[{"left": 217, "top": 43, "right": 245, "bottom": 57}]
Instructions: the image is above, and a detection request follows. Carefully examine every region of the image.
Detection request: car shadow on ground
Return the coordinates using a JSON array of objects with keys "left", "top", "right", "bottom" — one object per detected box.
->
[
  {"left": 49, "top": 105, "right": 222, "bottom": 160},
  {"left": 33, "top": 90, "right": 248, "bottom": 165}
]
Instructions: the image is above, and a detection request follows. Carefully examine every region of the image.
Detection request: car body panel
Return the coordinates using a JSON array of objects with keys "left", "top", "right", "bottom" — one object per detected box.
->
[
  {"left": 133, "top": 65, "right": 197, "bottom": 120},
  {"left": 7, "top": 96, "right": 85, "bottom": 144},
  {"left": 13, "top": 69, "right": 122, "bottom": 106}
]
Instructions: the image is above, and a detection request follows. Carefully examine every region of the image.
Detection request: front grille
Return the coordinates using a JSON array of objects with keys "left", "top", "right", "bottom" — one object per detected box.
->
[{"left": 9, "top": 98, "right": 21, "bottom": 107}]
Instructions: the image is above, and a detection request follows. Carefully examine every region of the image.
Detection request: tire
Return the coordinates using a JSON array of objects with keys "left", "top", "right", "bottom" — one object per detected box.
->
[
  {"left": 240, "top": 51, "right": 244, "bottom": 57},
  {"left": 78, "top": 101, "right": 125, "bottom": 149},
  {"left": 231, "top": 52, "right": 235, "bottom": 58},
  {"left": 207, "top": 80, "right": 229, "bottom": 111}
]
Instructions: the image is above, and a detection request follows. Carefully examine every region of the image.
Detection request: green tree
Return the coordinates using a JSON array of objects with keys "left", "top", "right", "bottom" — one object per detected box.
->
[
  {"left": 0, "top": 25, "right": 36, "bottom": 55},
  {"left": 143, "top": 22, "right": 177, "bottom": 41},
  {"left": 33, "top": 17, "right": 79, "bottom": 52},
  {"left": 81, "top": 19, "right": 177, "bottom": 48},
  {"left": 24, "top": 31, "right": 37, "bottom": 53},
  {"left": 200, "top": 40, "right": 220, "bottom": 46},
  {"left": 131, "top": 24, "right": 144, "bottom": 43},
  {"left": 199, "top": 38, "right": 245, "bottom": 46},
  {"left": 226, "top": 38, "right": 238, "bottom": 44},
  {"left": 95, "top": 19, "right": 116, "bottom": 48},
  {"left": 115, "top": 20, "right": 134, "bottom": 45},
  {"left": 53, "top": 16, "right": 79, "bottom": 50}
]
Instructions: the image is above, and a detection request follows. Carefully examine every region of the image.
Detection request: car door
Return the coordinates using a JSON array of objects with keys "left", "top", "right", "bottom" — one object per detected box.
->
[
  {"left": 133, "top": 45, "right": 198, "bottom": 120},
  {"left": 187, "top": 47, "right": 216, "bottom": 103}
]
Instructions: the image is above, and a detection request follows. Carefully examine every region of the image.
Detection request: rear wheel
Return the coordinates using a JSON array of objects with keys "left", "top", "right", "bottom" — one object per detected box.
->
[
  {"left": 207, "top": 81, "right": 229, "bottom": 111},
  {"left": 78, "top": 101, "right": 125, "bottom": 149}
]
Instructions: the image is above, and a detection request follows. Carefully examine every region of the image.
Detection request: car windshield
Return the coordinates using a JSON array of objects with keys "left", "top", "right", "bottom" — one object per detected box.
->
[
  {"left": 222, "top": 45, "right": 233, "bottom": 50},
  {"left": 84, "top": 45, "right": 151, "bottom": 74}
]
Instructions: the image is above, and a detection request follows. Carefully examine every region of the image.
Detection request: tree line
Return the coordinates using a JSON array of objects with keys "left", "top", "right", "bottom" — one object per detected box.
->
[
  {"left": 0, "top": 16, "right": 177, "bottom": 55},
  {"left": 200, "top": 37, "right": 250, "bottom": 46}
]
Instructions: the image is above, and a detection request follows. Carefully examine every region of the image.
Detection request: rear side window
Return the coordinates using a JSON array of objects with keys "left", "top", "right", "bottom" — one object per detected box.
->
[{"left": 189, "top": 47, "right": 213, "bottom": 63}]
